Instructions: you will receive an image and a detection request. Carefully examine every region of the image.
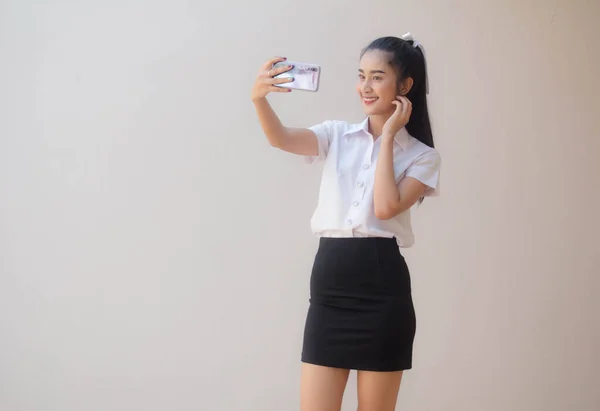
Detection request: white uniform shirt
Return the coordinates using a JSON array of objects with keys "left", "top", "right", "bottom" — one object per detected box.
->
[{"left": 306, "top": 117, "right": 441, "bottom": 248}]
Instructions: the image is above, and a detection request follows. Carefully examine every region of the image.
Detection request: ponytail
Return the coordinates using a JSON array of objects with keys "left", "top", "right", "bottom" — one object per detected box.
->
[{"left": 361, "top": 35, "right": 434, "bottom": 148}]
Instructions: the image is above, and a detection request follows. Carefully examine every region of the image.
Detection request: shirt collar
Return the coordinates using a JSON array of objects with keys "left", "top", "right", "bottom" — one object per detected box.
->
[{"left": 344, "top": 117, "right": 411, "bottom": 151}]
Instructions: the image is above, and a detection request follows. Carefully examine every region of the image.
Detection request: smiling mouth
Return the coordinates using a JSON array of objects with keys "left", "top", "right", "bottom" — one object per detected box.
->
[{"left": 363, "top": 96, "right": 379, "bottom": 105}]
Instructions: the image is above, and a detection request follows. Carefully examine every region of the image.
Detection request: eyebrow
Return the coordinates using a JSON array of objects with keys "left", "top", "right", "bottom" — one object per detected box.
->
[{"left": 358, "top": 69, "right": 386, "bottom": 74}]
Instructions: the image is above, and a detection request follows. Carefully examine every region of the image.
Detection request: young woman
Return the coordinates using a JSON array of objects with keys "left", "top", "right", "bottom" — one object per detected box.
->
[{"left": 251, "top": 34, "right": 441, "bottom": 411}]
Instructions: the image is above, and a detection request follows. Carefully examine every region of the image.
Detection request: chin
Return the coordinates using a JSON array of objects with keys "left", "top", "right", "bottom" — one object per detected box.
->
[{"left": 362, "top": 104, "right": 390, "bottom": 116}]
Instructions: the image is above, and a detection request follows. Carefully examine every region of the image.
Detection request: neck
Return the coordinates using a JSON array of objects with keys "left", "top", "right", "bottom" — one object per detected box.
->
[{"left": 367, "top": 113, "right": 393, "bottom": 138}]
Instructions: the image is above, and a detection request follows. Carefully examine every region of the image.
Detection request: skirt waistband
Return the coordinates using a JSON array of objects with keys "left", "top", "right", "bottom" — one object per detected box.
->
[{"left": 318, "top": 236, "right": 401, "bottom": 255}]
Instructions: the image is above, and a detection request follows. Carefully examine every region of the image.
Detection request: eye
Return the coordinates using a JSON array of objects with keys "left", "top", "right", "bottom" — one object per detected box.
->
[
  {"left": 373, "top": 76, "right": 382, "bottom": 81},
  {"left": 358, "top": 74, "right": 365, "bottom": 80}
]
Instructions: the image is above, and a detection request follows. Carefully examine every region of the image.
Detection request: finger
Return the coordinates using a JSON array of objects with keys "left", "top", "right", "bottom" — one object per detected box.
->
[
  {"left": 262, "top": 56, "right": 287, "bottom": 71},
  {"left": 269, "top": 85, "right": 292, "bottom": 93},
  {"left": 261, "top": 64, "right": 294, "bottom": 79},
  {"left": 270, "top": 76, "right": 294, "bottom": 85},
  {"left": 397, "top": 96, "right": 410, "bottom": 116},
  {"left": 269, "top": 63, "right": 294, "bottom": 78},
  {"left": 402, "top": 97, "right": 413, "bottom": 117},
  {"left": 398, "top": 96, "right": 412, "bottom": 108}
]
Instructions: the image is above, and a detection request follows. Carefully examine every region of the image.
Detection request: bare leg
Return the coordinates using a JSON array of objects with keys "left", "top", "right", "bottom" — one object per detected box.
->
[
  {"left": 356, "top": 370, "right": 403, "bottom": 411},
  {"left": 300, "top": 363, "right": 350, "bottom": 411}
]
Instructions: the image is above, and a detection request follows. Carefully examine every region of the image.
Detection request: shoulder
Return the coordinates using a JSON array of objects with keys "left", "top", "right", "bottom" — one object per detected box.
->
[
  {"left": 309, "top": 120, "right": 360, "bottom": 139},
  {"left": 407, "top": 138, "right": 441, "bottom": 165},
  {"left": 403, "top": 139, "right": 442, "bottom": 194}
]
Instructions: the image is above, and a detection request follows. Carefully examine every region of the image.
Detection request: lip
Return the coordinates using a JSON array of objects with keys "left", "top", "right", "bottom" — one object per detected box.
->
[{"left": 362, "top": 96, "right": 378, "bottom": 105}]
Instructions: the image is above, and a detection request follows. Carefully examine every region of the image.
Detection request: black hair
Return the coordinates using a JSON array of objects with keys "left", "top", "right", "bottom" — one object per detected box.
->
[{"left": 361, "top": 36, "right": 434, "bottom": 148}]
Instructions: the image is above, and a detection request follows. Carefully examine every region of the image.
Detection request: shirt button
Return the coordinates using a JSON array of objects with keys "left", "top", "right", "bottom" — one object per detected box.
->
[
  {"left": 346, "top": 219, "right": 353, "bottom": 225},
  {"left": 353, "top": 201, "right": 359, "bottom": 207},
  {"left": 363, "top": 164, "right": 370, "bottom": 170},
  {"left": 357, "top": 181, "right": 364, "bottom": 188}
]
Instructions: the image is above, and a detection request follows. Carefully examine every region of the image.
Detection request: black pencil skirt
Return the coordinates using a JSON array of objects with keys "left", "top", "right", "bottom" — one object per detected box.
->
[{"left": 301, "top": 237, "right": 416, "bottom": 371}]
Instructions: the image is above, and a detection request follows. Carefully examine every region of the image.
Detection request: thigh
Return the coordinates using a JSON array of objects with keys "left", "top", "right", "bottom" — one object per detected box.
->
[
  {"left": 301, "top": 363, "right": 350, "bottom": 411},
  {"left": 356, "top": 370, "right": 403, "bottom": 411}
]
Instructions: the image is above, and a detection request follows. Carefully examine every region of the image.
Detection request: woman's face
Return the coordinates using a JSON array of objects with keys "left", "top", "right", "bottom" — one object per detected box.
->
[{"left": 357, "top": 50, "right": 401, "bottom": 117}]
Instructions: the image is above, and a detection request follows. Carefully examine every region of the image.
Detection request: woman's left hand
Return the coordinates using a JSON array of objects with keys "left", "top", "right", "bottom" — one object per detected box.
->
[{"left": 382, "top": 96, "right": 412, "bottom": 138}]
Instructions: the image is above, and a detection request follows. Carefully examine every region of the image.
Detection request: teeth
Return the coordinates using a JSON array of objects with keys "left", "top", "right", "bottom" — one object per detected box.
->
[{"left": 364, "top": 97, "right": 378, "bottom": 101}]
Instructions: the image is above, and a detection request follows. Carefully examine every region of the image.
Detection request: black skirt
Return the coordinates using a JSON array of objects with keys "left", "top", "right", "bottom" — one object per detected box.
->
[{"left": 301, "top": 237, "right": 416, "bottom": 371}]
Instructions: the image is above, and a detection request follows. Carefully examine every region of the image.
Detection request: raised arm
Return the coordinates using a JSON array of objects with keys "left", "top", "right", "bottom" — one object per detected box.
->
[
  {"left": 375, "top": 96, "right": 430, "bottom": 219},
  {"left": 251, "top": 57, "right": 319, "bottom": 156}
]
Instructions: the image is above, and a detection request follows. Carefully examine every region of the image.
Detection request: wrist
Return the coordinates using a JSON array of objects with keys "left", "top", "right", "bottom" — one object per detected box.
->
[
  {"left": 381, "top": 132, "right": 396, "bottom": 142},
  {"left": 252, "top": 95, "right": 267, "bottom": 104}
]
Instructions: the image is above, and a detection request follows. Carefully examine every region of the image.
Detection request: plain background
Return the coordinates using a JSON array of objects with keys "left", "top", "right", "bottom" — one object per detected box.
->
[{"left": 1, "top": 0, "right": 599, "bottom": 410}]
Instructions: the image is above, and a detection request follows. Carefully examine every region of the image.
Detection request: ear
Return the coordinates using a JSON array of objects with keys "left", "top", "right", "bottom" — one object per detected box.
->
[{"left": 398, "top": 77, "right": 414, "bottom": 96}]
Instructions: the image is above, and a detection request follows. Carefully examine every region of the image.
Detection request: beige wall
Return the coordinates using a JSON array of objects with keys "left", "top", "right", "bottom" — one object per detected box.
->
[{"left": 1, "top": 0, "right": 599, "bottom": 410}]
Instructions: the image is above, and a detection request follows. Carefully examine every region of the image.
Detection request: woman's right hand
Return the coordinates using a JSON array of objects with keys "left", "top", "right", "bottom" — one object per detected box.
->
[{"left": 251, "top": 57, "right": 294, "bottom": 101}]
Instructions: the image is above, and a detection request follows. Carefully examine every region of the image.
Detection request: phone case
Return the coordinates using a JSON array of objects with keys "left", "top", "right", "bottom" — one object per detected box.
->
[{"left": 272, "top": 61, "right": 320, "bottom": 92}]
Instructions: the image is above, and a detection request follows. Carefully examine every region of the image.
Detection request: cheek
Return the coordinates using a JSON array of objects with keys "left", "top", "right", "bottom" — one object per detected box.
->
[
  {"left": 356, "top": 81, "right": 362, "bottom": 95},
  {"left": 376, "top": 81, "right": 397, "bottom": 100}
]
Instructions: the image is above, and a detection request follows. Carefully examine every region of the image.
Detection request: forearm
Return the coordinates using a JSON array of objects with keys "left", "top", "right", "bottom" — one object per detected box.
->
[
  {"left": 374, "top": 135, "right": 401, "bottom": 220},
  {"left": 252, "top": 97, "right": 288, "bottom": 148},
  {"left": 252, "top": 97, "right": 319, "bottom": 156}
]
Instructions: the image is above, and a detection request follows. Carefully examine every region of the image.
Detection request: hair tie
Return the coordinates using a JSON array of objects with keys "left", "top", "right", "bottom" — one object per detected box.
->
[{"left": 400, "top": 32, "right": 429, "bottom": 95}]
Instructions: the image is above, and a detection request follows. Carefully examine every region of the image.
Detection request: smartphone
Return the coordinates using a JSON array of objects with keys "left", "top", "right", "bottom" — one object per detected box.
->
[{"left": 273, "top": 60, "right": 321, "bottom": 92}]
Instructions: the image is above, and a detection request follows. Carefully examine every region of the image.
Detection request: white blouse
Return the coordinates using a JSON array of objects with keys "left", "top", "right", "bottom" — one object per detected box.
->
[{"left": 306, "top": 117, "right": 441, "bottom": 248}]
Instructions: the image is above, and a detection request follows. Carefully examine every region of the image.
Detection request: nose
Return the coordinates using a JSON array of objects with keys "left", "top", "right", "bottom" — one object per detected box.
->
[{"left": 361, "top": 80, "right": 373, "bottom": 94}]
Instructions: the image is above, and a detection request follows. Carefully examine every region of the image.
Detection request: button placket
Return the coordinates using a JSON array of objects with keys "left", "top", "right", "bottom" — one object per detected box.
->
[
  {"left": 347, "top": 171, "right": 367, "bottom": 224},
  {"left": 346, "top": 135, "right": 373, "bottom": 230},
  {"left": 361, "top": 137, "right": 374, "bottom": 172}
]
